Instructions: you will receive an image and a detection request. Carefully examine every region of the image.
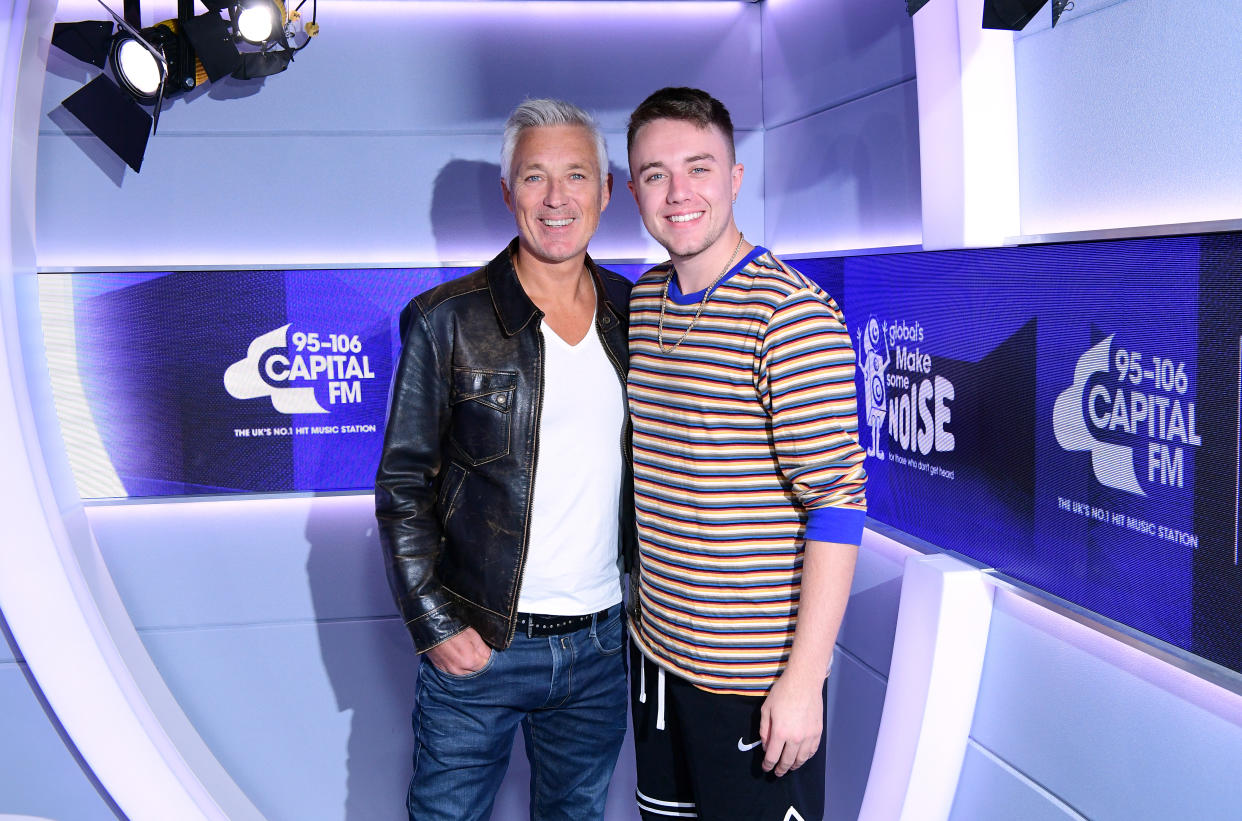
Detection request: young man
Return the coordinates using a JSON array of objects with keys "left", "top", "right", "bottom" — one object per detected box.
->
[
  {"left": 376, "top": 99, "right": 633, "bottom": 821},
  {"left": 624, "top": 87, "right": 867, "bottom": 821}
]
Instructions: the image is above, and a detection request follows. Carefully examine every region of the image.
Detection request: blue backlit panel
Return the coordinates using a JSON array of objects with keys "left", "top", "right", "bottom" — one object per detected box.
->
[
  {"left": 793, "top": 232, "right": 1240, "bottom": 676},
  {"left": 40, "top": 236, "right": 1242, "bottom": 675},
  {"left": 41, "top": 263, "right": 649, "bottom": 498}
]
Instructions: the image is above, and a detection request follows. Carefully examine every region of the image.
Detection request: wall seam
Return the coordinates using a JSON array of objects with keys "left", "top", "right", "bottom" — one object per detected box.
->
[
  {"left": 965, "top": 737, "right": 1090, "bottom": 819},
  {"left": 765, "top": 75, "right": 918, "bottom": 133},
  {"left": 835, "top": 643, "right": 890, "bottom": 684},
  {"left": 135, "top": 614, "right": 404, "bottom": 636}
]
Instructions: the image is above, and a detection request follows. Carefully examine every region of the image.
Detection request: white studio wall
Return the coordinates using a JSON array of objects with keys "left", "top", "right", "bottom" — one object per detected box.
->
[
  {"left": 760, "top": 0, "right": 923, "bottom": 254},
  {"left": 1, "top": 2, "right": 114, "bottom": 816},
  {"left": 909, "top": 0, "right": 1242, "bottom": 245},
  {"left": 951, "top": 589, "right": 1242, "bottom": 820},
  {"left": 1013, "top": 0, "right": 1242, "bottom": 238},
  {"left": 910, "top": 0, "right": 1021, "bottom": 250},
  {"left": 3, "top": 0, "right": 270, "bottom": 818},
  {"left": 36, "top": 0, "right": 765, "bottom": 269}
]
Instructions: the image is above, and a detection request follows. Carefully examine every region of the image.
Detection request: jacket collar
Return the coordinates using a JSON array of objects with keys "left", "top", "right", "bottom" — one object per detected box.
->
[{"left": 487, "top": 237, "right": 622, "bottom": 337}]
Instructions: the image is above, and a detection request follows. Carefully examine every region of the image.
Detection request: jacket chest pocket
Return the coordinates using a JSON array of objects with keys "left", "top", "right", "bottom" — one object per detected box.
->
[{"left": 450, "top": 368, "right": 517, "bottom": 465}]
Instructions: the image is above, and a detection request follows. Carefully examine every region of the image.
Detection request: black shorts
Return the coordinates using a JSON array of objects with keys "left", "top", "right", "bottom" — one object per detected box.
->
[{"left": 629, "top": 642, "right": 827, "bottom": 821}]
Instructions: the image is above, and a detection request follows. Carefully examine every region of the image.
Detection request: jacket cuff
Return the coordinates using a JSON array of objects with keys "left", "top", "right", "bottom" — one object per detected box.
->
[{"left": 404, "top": 600, "right": 470, "bottom": 654}]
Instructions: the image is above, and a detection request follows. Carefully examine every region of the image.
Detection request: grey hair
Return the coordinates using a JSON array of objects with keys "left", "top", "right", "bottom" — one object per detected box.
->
[{"left": 500, "top": 98, "right": 609, "bottom": 190}]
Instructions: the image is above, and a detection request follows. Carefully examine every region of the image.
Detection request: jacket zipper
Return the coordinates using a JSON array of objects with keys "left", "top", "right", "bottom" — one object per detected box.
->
[{"left": 506, "top": 324, "right": 544, "bottom": 647}]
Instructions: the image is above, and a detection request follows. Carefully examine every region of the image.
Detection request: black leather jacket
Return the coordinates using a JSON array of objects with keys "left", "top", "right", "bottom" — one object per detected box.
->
[{"left": 376, "top": 239, "right": 634, "bottom": 653}]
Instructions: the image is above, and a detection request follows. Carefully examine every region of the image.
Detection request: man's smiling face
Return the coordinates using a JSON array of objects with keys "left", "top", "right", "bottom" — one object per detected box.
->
[
  {"left": 627, "top": 117, "right": 742, "bottom": 265},
  {"left": 503, "top": 124, "right": 610, "bottom": 268}
]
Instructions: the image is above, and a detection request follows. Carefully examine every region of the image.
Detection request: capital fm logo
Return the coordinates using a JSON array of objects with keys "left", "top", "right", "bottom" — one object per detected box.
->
[
  {"left": 1053, "top": 334, "right": 1200, "bottom": 496},
  {"left": 224, "top": 324, "right": 378, "bottom": 414}
]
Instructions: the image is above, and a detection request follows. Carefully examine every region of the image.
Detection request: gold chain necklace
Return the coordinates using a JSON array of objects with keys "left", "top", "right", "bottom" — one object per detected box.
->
[{"left": 657, "top": 232, "right": 745, "bottom": 355}]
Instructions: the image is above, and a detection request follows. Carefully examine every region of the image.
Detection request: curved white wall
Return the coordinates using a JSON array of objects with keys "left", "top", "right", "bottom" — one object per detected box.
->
[{"left": 1, "top": 1, "right": 266, "bottom": 818}]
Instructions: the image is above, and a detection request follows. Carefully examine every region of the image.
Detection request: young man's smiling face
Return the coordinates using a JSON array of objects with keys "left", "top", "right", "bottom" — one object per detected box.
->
[
  {"left": 502, "top": 124, "right": 610, "bottom": 269},
  {"left": 627, "top": 117, "right": 743, "bottom": 267}
]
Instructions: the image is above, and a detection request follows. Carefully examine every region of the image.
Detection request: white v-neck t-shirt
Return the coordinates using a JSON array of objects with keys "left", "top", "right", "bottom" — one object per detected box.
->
[{"left": 517, "top": 311, "right": 625, "bottom": 615}]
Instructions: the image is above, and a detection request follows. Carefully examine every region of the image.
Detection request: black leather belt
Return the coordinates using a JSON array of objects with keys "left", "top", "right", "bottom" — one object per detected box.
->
[{"left": 515, "top": 606, "right": 613, "bottom": 638}]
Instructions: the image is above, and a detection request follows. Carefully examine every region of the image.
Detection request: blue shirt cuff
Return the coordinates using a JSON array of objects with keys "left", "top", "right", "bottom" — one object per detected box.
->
[{"left": 806, "top": 507, "right": 866, "bottom": 546}]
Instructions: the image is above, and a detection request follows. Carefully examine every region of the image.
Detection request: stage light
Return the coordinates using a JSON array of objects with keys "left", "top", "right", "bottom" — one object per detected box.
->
[
  {"left": 51, "top": 0, "right": 318, "bottom": 173},
  {"left": 108, "top": 21, "right": 190, "bottom": 101},
  {"left": 111, "top": 36, "right": 161, "bottom": 99},
  {"left": 238, "top": 6, "right": 273, "bottom": 42},
  {"left": 235, "top": 0, "right": 282, "bottom": 45},
  {"left": 182, "top": 9, "right": 244, "bottom": 82}
]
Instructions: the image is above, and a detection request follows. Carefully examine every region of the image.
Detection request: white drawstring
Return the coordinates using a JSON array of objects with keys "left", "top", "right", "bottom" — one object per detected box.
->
[
  {"left": 637, "top": 655, "right": 666, "bottom": 731},
  {"left": 656, "top": 667, "right": 666, "bottom": 731},
  {"left": 639, "top": 657, "right": 647, "bottom": 703}
]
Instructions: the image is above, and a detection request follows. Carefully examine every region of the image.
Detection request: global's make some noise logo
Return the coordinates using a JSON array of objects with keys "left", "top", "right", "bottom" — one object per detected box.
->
[
  {"left": 1053, "top": 334, "right": 1200, "bottom": 496},
  {"left": 856, "top": 317, "right": 955, "bottom": 463},
  {"left": 224, "top": 324, "right": 377, "bottom": 414}
]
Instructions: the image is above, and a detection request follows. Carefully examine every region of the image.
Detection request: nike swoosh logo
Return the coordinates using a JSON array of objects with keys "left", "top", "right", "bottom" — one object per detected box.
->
[{"left": 737, "top": 737, "right": 762, "bottom": 751}]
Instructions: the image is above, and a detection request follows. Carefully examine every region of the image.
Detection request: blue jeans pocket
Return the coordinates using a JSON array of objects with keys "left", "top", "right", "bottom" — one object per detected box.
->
[
  {"left": 426, "top": 649, "right": 496, "bottom": 681},
  {"left": 592, "top": 609, "right": 623, "bottom": 655}
]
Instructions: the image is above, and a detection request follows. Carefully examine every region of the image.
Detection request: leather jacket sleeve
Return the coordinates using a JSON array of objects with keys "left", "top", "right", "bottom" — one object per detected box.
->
[{"left": 375, "top": 299, "right": 468, "bottom": 653}]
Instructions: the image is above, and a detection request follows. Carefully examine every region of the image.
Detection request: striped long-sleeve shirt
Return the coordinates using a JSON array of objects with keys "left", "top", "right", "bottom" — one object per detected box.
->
[{"left": 628, "top": 247, "right": 867, "bottom": 694}]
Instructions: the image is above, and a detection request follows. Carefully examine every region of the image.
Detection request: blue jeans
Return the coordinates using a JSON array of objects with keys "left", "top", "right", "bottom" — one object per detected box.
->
[{"left": 408, "top": 605, "right": 627, "bottom": 821}]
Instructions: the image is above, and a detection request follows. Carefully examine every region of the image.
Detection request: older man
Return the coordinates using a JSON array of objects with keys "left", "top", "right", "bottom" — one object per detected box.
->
[
  {"left": 376, "top": 98, "right": 632, "bottom": 821},
  {"left": 624, "top": 87, "right": 867, "bottom": 821}
]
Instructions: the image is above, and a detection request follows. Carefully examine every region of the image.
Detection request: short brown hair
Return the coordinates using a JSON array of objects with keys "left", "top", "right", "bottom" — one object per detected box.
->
[{"left": 626, "top": 87, "right": 736, "bottom": 165}]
